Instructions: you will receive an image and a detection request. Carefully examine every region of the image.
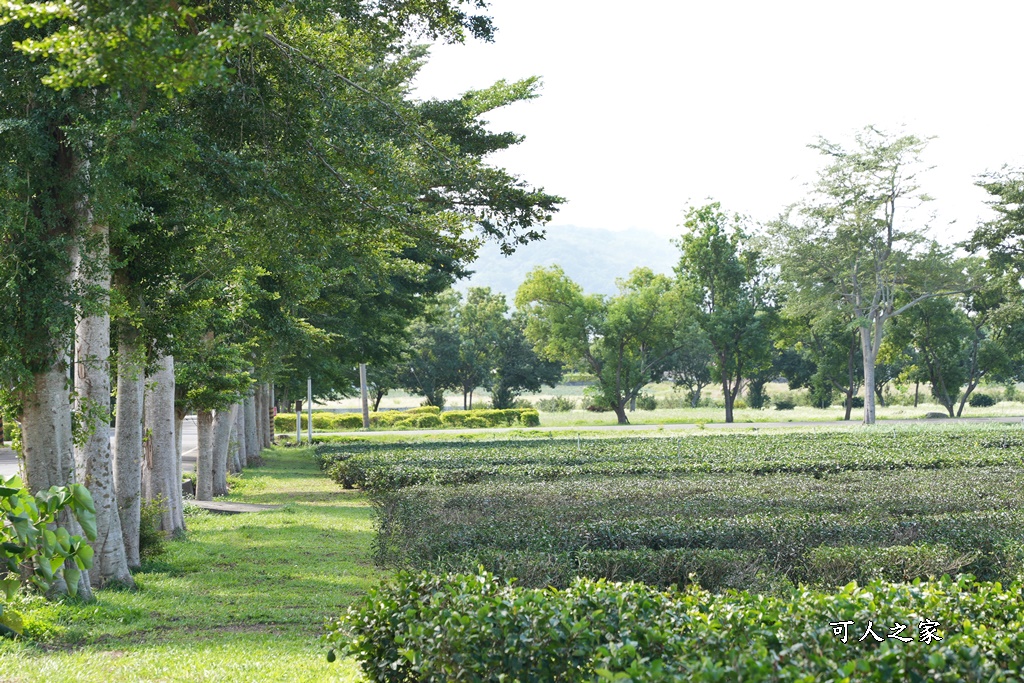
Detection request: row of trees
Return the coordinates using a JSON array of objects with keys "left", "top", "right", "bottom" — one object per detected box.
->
[
  {"left": 1, "top": 2, "right": 559, "bottom": 594},
  {"left": 510, "top": 129, "right": 1024, "bottom": 425},
  {"left": 352, "top": 129, "right": 1024, "bottom": 426}
]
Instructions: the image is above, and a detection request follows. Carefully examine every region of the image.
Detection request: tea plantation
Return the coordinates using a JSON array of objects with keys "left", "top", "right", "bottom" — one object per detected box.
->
[{"left": 320, "top": 426, "right": 1024, "bottom": 680}]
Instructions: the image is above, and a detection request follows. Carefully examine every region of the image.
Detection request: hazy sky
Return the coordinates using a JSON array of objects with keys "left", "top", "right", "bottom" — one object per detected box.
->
[{"left": 412, "top": 1, "right": 1024, "bottom": 241}]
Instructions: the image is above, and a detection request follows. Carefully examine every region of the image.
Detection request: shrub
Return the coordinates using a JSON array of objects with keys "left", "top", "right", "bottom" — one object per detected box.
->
[
  {"left": 970, "top": 393, "right": 996, "bottom": 408},
  {"left": 536, "top": 396, "right": 576, "bottom": 412},
  {"left": 774, "top": 398, "right": 796, "bottom": 410},
  {"left": 733, "top": 398, "right": 748, "bottom": 410},
  {"left": 635, "top": 392, "right": 657, "bottom": 410},
  {"left": 519, "top": 409, "right": 541, "bottom": 427},
  {"left": 406, "top": 405, "right": 442, "bottom": 415},
  {"left": 334, "top": 414, "right": 365, "bottom": 430},
  {"left": 850, "top": 396, "right": 864, "bottom": 408},
  {"left": 139, "top": 496, "right": 168, "bottom": 559},
  {"left": 330, "top": 569, "right": 1024, "bottom": 683},
  {"left": 1005, "top": 384, "right": 1019, "bottom": 401},
  {"left": 413, "top": 415, "right": 442, "bottom": 429}
]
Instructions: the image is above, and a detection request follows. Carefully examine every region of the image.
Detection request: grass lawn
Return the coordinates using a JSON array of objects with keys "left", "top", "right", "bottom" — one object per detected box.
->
[{"left": 0, "top": 447, "right": 375, "bottom": 682}]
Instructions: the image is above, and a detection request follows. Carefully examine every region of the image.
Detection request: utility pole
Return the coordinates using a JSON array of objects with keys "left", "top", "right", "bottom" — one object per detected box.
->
[
  {"left": 306, "top": 376, "right": 313, "bottom": 444},
  {"left": 359, "top": 363, "right": 370, "bottom": 430}
]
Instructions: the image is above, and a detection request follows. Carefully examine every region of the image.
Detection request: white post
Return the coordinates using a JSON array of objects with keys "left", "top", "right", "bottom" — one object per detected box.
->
[
  {"left": 306, "top": 376, "right": 313, "bottom": 444},
  {"left": 359, "top": 363, "right": 370, "bottom": 430}
]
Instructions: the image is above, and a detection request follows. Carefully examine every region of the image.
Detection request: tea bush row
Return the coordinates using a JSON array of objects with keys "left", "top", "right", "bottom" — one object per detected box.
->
[
  {"left": 315, "top": 427, "right": 1024, "bottom": 491},
  {"left": 330, "top": 569, "right": 1024, "bottom": 682}
]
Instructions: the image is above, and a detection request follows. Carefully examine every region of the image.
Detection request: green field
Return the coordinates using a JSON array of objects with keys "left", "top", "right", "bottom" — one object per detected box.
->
[
  {"left": 319, "top": 425, "right": 1024, "bottom": 593},
  {"left": 7, "top": 425, "right": 1024, "bottom": 680},
  {"left": 0, "top": 448, "right": 371, "bottom": 683}
]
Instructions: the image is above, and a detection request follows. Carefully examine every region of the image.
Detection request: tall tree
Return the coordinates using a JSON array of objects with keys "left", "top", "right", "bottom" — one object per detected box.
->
[
  {"left": 517, "top": 266, "right": 679, "bottom": 425},
  {"left": 676, "top": 203, "right": 775, "bottom": 423},
  {"left": 771, "top": 127, "right": 958, "bottom": 424},
  {"left": 487, "top": 313, "right": 562, "bottom": 409},
  {"left": 666, "top": 323, "right": 715, "bottom": 408}
]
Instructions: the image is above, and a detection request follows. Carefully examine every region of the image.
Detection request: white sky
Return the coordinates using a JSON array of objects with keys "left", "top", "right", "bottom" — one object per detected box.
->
[{"left": 412, "top": 1, "right": 1024, "bottom": 241}]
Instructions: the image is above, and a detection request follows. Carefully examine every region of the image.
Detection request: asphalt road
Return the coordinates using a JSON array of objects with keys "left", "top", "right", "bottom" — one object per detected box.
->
[{"left": 0, "top": 415, "right": 198, "bottom": 481}]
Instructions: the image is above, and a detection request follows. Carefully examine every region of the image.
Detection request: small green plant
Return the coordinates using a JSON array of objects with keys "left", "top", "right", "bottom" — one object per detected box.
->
[
  {"left": 536, "top": 396, "right": 576, "bottom": 412},
  {"left": 970, "top": 393, "right": 996, "bottom": 408},
  {"left": 139, "top": 496, "right": 168, "bottom": 559},
  {"left": 1, "top": 475, "right": 97, "bottom": 636},
  {"left": 774, "top": 398, "right": 796, "bottom": 411},
  {"left": 635, "top": 392, "right": 657, "bottom": 411}
]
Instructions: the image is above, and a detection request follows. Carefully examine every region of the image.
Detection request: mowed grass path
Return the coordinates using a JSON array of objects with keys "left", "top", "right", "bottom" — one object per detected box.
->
[{"left": 0, "top": 447, "right": 374, "bottom": 682}]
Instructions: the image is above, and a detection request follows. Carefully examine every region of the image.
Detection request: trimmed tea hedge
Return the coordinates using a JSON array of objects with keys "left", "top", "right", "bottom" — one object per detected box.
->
[{"left": 329, "top": 569, "right": 1024, "bottom": 682}]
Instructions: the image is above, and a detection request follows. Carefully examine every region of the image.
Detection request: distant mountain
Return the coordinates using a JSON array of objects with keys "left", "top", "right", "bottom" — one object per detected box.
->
[{"left": 459, "top": 225, "right": 678, "bottom": 299}]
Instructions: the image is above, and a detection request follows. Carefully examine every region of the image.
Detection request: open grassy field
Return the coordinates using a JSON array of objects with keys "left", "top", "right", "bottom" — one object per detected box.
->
[{"left": 0, "top": 447, "right": 374, "bottom": 682}]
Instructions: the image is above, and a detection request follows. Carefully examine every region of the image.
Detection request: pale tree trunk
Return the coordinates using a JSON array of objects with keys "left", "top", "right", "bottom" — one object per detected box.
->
[
  {"left": 174, "top": 406, "right": 185, "bottom": 463},
  {"left": 230, "top": 403, "right": 245, "bottom": 473},
  {"left": 211, "top": 405, "right": 235, "bottom": 496},
  {"left": 19, "top": 362, "right": 94, "bottom": 600},
  {"left": 262, "top": 383, "right": 272, "bottom": 447},
  {"left": 253, "top": 385, "right": 265, "bottom": 450},
  {"left": 195, "top": 410, "right": 214, "bottom": 501},
  {"left": 142, "top": 355, "right": 184, "bottom": 535},
  {"left": 73, "top": 222, "right": 134, "bottom": 589},
  {"left": 244, "top": 391, "right": 258, "bottom": 463},
  {"left": 113, "top": 335, "right": 145, "bottom": 568},
  {"left": 860, "top": 324, "right": 881, "bottom": 425},
  {"left": 269, "top": 385, "right": 275, "bottom": 444}
]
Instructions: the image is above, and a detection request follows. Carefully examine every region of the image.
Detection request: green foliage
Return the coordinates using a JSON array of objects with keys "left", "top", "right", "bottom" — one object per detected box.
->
[
  {"left": 635, "top": 392, "right": 658, "bottom": 410},
  {"left": 315, "top": 428, "right": 1024, "bottom": 596},
  {"left": 138, "top": 497, "right": 167, "bottom": 560},
  {"left": 774, "top": 398, "right": 796, "bottom": 410},
  {"left": 535, "top": 396, "right": 577, "bottom": 412},
  {"left": 970, "top": 393, "right": 996, "bottom": 407},
  {"left": 1, "top": 476, "right": 97, "bottom": 624},
  {"left": 517, "top": 266, "right": 681, "bottom": 424},
  {"left": 331, "top": 569, "right": 1024, "bottom": 682},
  {"left": 676, "top": 203, "right": 776, "bottom": 422}
]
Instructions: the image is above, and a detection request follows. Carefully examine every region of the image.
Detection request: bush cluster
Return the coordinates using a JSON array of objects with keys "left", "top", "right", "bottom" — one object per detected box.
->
[
  {"left": 969, "top": 393, "right": 996, "bottom": 407},
  {"left": 330, "top": 569, "right": 1024, "bottom": 683},
  {"left": 275, "top": 406, "right": 538, "bottom": 433},
  {"left": 535, "top": 396, "right": 577, "bottom": 412},
  {"left": 323, "top": 428, "right": 1024, "bottom": 590}
]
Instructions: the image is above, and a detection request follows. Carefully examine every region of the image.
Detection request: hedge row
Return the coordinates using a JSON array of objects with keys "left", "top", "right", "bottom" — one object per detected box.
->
[
  {"left": 275, "top": 406, "right": 539, "bottom": 433},
  {"left": 329, "top": 569, "right": 1024, "bottom": 682},
  {"left": 311, "top": 426, "right": 1024, "bottom": 490},
  {"left": 429, "top": 543, "right": 1000, "bottom": 594}
]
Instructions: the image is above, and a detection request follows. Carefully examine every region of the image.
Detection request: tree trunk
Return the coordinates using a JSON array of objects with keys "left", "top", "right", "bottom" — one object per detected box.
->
[
  {"left": 266, "top": 385, "right": 274, "bottom": 448},
  {"left": 612, "top": 403, "right": 629, "bottom": 425},
  {"left": 174, "top": 405, "right": 186, "bottom": 464},
  {"left": 113, "top": 335, "right": 145, "bottom": 568},
  {"left": 212, "top": 405, "right": 235, "bottom": 496},
  {"left": 20, "top": 362, "right": 94, "bottom": 600},
  {"left": 629, "top": 395, "right": 636, "bottom": 412},
  {"left": 195, "top": 410, "right": 214, "bottom": 501},
  {"left": 73, "top": 221, "right": 134, "bottom": 589},
  {"left": 244, "top": 390, "right": 258, "bottom": 462},
  {"left": 859, "top": 322, "right": 885, "bottom": 425},
  {"left": 914, "top": 381, "right": 920, "bottom": 407},
  {"left": 269, "top": 384, "right": 275, "bottom": 443},
  {"left": 723, "top": 380, "right": 734, "bottom": 423},
  {"left": 143, "top": 355, "right": 184, "bottom": 536},
  {"left": 230, "top": 401, "right": 245, "bottom": 473}
]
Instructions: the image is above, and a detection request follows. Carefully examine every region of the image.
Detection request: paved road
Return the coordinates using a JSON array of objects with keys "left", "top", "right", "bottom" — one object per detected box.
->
[{"left": 0, "top": 415, "right": 198, "bottom": 481}]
